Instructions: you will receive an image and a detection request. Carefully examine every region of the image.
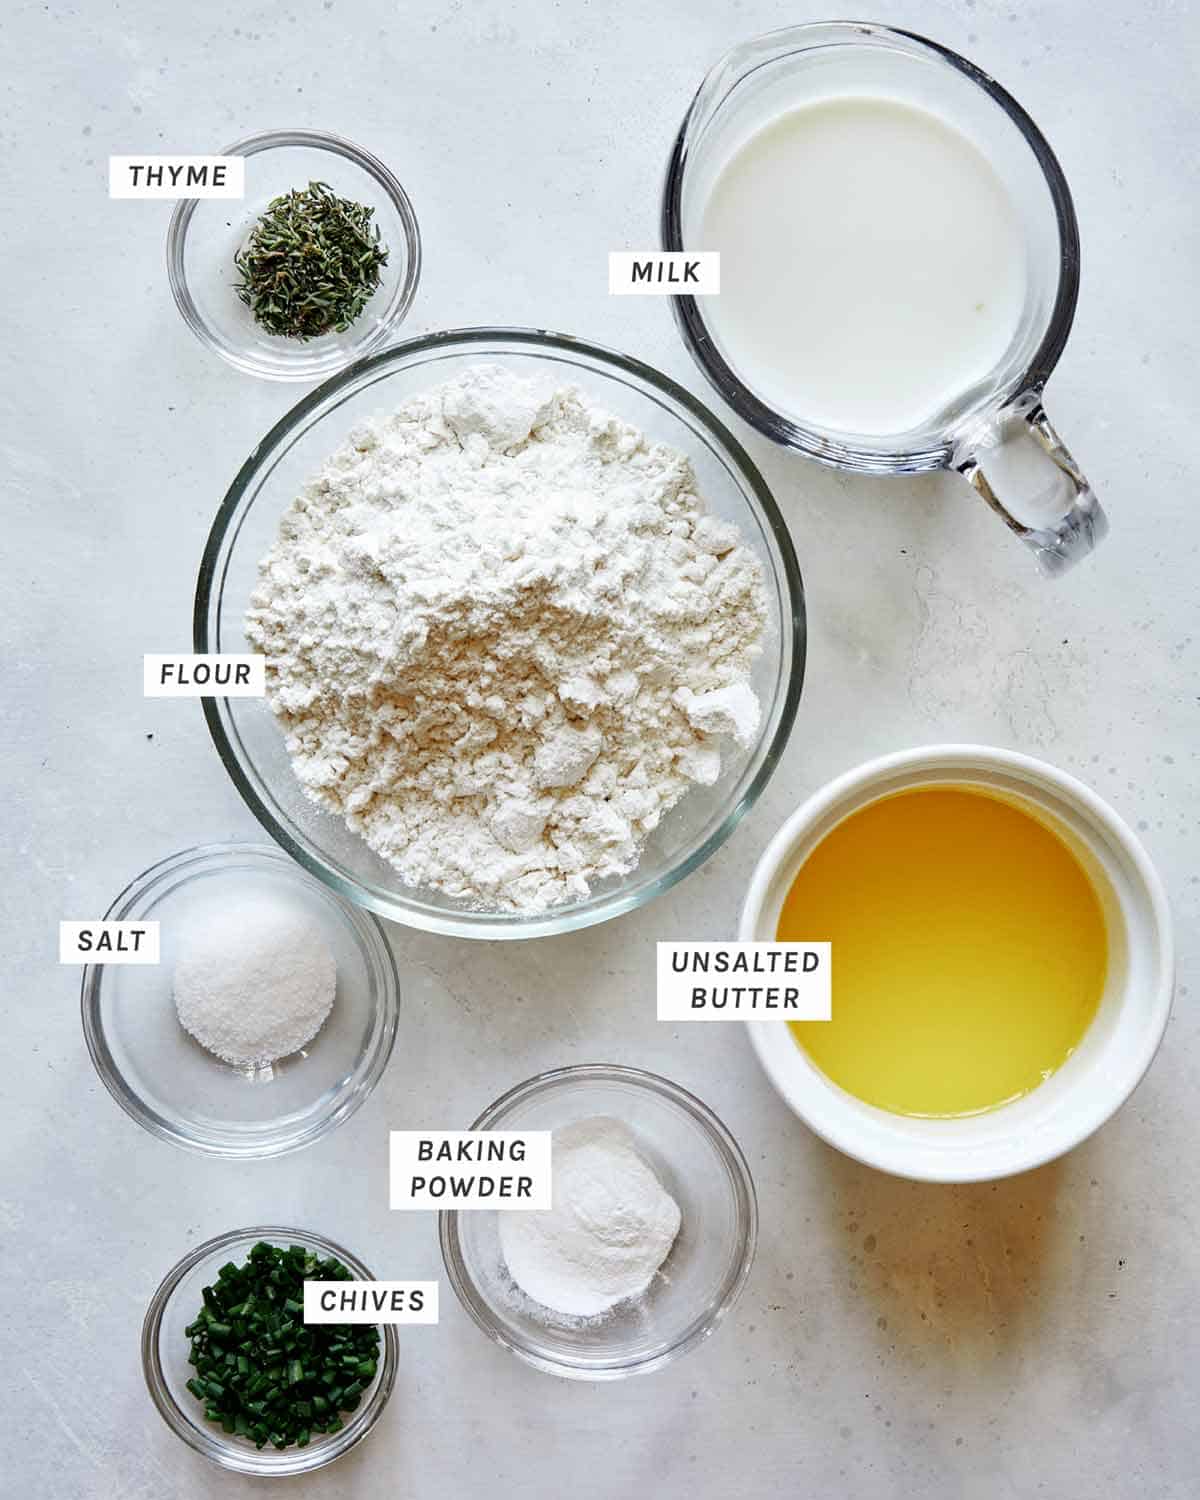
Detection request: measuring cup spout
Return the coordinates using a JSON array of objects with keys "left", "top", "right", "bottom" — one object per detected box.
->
[{"left": 954, "top": 390, "right": 1108, "bottom": 576}]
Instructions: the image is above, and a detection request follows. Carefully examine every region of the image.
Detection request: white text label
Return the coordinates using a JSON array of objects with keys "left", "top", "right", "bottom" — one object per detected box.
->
[
  {"left": 657, "top": 942, "right": 831, "bottom": 1020},
  {"left": 144, "top": 654, "right": 266, "bottom": 697},
  {"left": 303, "top": 1281, "right": 439, "bottom": 1325},
  {"left": 109, "top": 155, "right": 245, "bottom": 199},
  {"left": 609, "top": 251, "right": 720, "bottom": 295},
  {"left": 389, "top": 1131, "right": 552, "bottom": 1210},
  {"left": 60, "top": 921, "right": 160, "bottom": 965}
]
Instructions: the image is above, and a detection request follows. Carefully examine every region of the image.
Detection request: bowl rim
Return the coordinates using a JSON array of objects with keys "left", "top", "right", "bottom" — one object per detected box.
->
[
  {"left": 193, "top": 325, "right": 806, "bottom": 939},
  {"left": 141, "top": 1224, "right": 398, "bottom": 1476},
  {"left": 738, "top": 744, "right": 1175, "bottom": 1182},
  {"left": 438, "top": 1062, "right": 758, "bottom": 1379},
  {"left": 79, "top": 841, "right": 400, "bottom": 1158},
  {"left": 166, "top": 126, "right": 422, "bottom": 381}
]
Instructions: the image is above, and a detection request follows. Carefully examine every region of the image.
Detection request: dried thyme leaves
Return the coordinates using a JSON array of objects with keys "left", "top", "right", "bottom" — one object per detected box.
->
[{"left": 234, "top": 181, "right": 389, "bottom": 340}]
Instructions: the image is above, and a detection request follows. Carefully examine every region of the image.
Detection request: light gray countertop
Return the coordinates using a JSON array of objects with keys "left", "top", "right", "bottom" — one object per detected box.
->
[{"left": 5, "top": 1, "right": 1198, "bottom": 1496}]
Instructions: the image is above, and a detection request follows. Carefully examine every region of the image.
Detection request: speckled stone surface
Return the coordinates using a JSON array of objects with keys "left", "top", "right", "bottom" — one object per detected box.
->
[{"left": 5, "top": 1, "right": 1199, "bottom": 1495}]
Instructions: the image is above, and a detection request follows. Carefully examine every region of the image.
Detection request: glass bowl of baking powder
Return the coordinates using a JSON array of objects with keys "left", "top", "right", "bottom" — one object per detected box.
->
[{"left": 439, "top": 1064, "right": 758, "bottom": 1379}]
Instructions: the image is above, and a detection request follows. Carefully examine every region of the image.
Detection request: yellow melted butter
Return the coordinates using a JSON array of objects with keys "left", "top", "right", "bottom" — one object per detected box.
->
[{"left": 779, "top": 785, "right": 1108, "bottom": 1118}]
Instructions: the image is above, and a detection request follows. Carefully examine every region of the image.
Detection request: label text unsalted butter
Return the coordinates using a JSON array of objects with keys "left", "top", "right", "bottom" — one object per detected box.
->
[{"left": 657, "top": 942, "right": 831, "bottom": 1019}]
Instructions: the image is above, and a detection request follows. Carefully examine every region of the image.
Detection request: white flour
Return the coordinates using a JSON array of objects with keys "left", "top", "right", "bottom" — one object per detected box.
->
[
  {"left": 246, "top": 365, "right": 767, "bottom": 912},
  {"left": 499, "top": 1116, "right": 681, "bottom": 1318},
  {"left": 174, "top": 896, "right": 336, "bottom": 1068}
]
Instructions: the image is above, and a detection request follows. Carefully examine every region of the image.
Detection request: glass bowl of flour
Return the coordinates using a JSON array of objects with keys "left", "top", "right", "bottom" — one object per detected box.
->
[
  {"left": 196, "top": 328, "right": 805, "bottom": 938},
  {"left": 439, "top": 1064, "right": 758, "bottom": 1379},
  {"left": 80, "top": 843, "right": 399, "bottom": 1157}
]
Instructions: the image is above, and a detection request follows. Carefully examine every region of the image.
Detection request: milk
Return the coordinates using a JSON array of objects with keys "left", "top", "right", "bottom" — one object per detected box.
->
[{"left": 699, "top": 96, "right": 1027, "bottom": 438}]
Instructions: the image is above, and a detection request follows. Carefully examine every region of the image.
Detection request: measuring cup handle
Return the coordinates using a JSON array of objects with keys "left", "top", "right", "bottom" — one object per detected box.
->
[{"left": 954, "top": 390, "right": 1109, "bottom": 577}]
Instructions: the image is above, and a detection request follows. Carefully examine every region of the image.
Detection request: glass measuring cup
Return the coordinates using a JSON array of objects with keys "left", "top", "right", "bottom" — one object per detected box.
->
[{"left": 662, "top": 22, "right": 1108, "bottom": 577}]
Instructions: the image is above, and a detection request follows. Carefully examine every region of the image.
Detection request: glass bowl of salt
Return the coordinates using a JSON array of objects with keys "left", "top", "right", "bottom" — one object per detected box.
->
[
  {"left": 81, "top": 842, "right": 399, "bottom": 1157},
  {"left": 439, "top": 1064, "right": 758, "bottom": 1379}
]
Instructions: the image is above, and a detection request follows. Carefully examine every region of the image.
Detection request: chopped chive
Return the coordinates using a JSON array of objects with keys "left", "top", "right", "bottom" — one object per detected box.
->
[{"left": 181, "top": 1241, "right": 379, "bottom": 1452}]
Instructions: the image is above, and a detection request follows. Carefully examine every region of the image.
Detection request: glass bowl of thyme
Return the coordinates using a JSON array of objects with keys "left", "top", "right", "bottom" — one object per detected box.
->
[
  {"left": 167, "top": 129, "right": 420, "bottom": 381},
  {"left": 142, "top": 1226, "right": 398, "bottom": 1475}
]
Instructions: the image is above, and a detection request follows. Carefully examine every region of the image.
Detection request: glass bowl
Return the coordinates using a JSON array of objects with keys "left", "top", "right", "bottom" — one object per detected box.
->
[
  {"left": 167, "top": 128, "right": 421, "bottom": 381},
  {"left": 80, "top": 843, "right": 399, "bottom": 1157},
  {"left": 439, "top": 1064, "right": 757, "bottom": 1379},
  {"left": 142, "top": 1226, "right": 398, "bottom": 1476},
  {"left": 194, "top": 327, "right": 806, "bottom": 938}
]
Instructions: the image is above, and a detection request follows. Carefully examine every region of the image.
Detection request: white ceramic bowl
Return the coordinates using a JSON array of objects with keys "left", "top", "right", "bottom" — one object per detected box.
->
[{"left": 739, "top": 745, "right": 1174, "bottom": 1182}]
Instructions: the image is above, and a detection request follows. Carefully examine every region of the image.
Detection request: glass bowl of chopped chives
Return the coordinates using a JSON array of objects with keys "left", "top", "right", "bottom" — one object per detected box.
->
[
  {"left": 167, "top": 128, "right": 421, "bottom": 381},
  {"left": 143, "top": 1227, "right": 398, "bottom": 1475}
]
